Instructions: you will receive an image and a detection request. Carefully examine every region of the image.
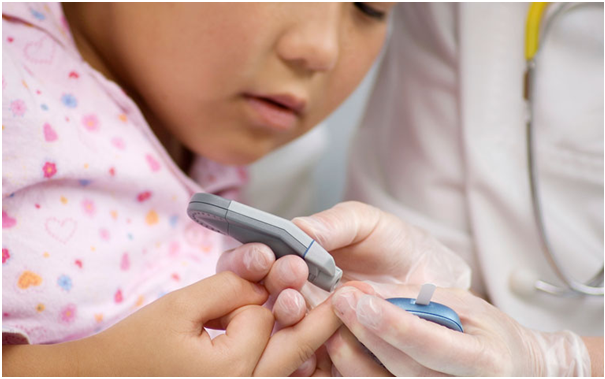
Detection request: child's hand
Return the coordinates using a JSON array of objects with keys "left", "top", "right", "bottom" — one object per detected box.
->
[
  {"left": 252, "top": 293, "right": 343, "bottom": 376},
  {"left": 4, "top": 272, "right": 274, "bottom": 376}
]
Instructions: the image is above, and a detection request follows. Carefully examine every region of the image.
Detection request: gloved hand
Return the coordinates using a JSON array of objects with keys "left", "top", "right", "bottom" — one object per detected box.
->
[
  {"left": 218, "top": 201, "right": 474, "bottom": 376},
  {"left": 328, "top": 282, "right": 591, "bottom": 376},
  {"left": 216, "top": 242, "right": 308, "bottom": 329},
  {"left": 293, "top": 201, "right": 471, "bottom": 290}
]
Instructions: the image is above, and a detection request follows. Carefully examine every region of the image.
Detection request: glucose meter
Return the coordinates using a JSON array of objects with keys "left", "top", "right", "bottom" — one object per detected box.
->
[{"left": 365, "top": 284, "right": 463, "bottom": 369}]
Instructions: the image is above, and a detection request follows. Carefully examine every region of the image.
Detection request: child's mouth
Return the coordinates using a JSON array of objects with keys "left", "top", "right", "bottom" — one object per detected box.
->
[{"left": 243, "top": 93, "right": 305, "bottom": 132}]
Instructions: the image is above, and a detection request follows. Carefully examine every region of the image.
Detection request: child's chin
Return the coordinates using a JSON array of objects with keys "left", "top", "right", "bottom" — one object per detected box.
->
[{"left": 209, "top": 147, "right": 269, "bottom": 166}]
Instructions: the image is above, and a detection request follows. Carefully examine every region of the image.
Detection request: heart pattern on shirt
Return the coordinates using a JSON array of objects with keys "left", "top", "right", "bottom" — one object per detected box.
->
[
  {"left": 18, "top": 271, "right": 42, "bottom": 289},
  {"left": 45, "top": 217, "right": 77, "bottom": 243},
  {"left": 24, "top": 35, "right": 55, "bottom": 64},
  {"left": 2, "top": 211, "right": 17, "bottom": 228}
]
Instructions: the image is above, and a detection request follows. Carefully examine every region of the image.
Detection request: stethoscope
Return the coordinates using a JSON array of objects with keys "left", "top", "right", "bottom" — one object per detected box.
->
[{"left": 520, "top": 2, "right": 604, "bottom": 297}]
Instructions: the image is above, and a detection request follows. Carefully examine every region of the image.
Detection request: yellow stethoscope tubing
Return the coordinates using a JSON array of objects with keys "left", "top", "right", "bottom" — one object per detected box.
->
[
  {"left": 525, "top": 2, "right": 549, "bottom": 61},
  {"left": 523, "top": 2, "right": 604, "bottom": 296}
]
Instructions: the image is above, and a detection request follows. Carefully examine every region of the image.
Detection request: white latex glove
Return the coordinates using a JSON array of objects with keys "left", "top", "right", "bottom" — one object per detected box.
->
[
  {"left": 328, "top": 283, "right": 591, "bottom": 376},
  {"left": 219, "top": 201, "right": 473, "bottom": 376},
  {"left": 292, "top": 201, "right": 471, "bottom": 305},
  {"left": 216, "top": 243, "right": 308, "bottom": 328}
]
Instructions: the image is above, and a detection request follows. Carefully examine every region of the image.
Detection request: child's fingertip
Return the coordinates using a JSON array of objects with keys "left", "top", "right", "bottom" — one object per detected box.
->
[{"left": 253, "top": 282, "right": 268, "bottom": 296}]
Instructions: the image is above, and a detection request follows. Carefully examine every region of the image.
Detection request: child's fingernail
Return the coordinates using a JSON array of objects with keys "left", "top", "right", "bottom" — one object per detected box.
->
[
  {"left": 332, "top": 287, "right": 358, "bottom": 316},
  {"left": 357, "top": 295, "right": 382, "bottom": 330},
  {"left": 253, "top": 283, "right": 267, "bottom": 295}
]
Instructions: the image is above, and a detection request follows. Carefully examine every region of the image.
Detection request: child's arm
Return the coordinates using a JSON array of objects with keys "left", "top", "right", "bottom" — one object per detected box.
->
[
  {"left": 3, "top": 272, "right": 273, "bottom": 376},
  {"left": 3, "top": 342, "right": 83, "bottom": 376}
]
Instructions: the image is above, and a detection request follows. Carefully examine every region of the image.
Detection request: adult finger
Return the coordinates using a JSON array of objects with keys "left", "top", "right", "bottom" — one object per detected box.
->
[
  {"left": 331, "top": 286, "right": 445, "bottom": 376},
  {"left": 313, "top": 345, "right": 334, "bottom": 376},
  {"left": 253, "top": 297, "right": 342, "bottom": 376},
  {"left": 216, "top": 243, "right": 275, "bottom": 282},
  {"left": 354, "top": 290, "right": 481, "bottom": 376},
  {"left": 289, "top": 354, "right": 317, "bottom": 377},
  {"left": 263, "top": 254, "right": 308, "bottom": 296},
  {"left": 273, "top": 288, "right": 307, "bottom": 329},
  {"left": 292, "top": 201, "right": 382, "bottom": 252},
  {"left": 293, "top": 203, "right": 405, "bottom": 276}
]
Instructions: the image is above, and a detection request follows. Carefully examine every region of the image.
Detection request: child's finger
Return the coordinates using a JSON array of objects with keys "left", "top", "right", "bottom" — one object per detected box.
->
[
  {"left": 253, "top": 297, "right": 342, "bottom": 376},
  {"left": 212, "top": 305, "right": 274, "bottom": 374},
  {"left": 216, "top": 243, "right": 275, "bottom": 282},
  {"left": 172, "top": 271, "right": 268, "bottom": 325}
]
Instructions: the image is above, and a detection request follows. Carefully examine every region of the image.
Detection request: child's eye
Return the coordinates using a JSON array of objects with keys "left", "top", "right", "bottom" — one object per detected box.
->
[{"left": 354, "top": 2, "right": 386, "bottom": 20}]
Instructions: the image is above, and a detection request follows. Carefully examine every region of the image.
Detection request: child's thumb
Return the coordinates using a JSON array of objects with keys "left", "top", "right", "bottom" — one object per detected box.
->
[{"left": 169, "top": 271, "right": 268, "bottom": 325}]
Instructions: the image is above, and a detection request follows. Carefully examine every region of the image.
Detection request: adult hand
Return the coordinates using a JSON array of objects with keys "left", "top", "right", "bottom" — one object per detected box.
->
[
  {"left": 293, "top": 201, "right": 471, "bottom": 289},
  {"left": 218, "top": 201, "right": 472, "bottom": 325},
  {"left": 218, "top": 201, "right": 474, "bottom": 376},
  {"left": 328, "top": 282, "right": 591, "bottom": 376}
]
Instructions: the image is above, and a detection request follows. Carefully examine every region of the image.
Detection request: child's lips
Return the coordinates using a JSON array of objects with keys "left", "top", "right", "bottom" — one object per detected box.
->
[{"left": 243, "top": 94, "right": 303, "bottom": 132}]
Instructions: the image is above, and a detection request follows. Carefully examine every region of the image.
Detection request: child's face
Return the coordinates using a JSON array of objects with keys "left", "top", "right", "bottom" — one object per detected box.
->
[{"left": 74, "top": 3, "right": 394, "bottom": 164}]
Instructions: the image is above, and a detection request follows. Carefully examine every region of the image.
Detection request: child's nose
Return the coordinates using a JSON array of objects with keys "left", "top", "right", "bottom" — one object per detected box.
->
[{"left": 276, "top": 6, "right": 340, "bottom": 73}]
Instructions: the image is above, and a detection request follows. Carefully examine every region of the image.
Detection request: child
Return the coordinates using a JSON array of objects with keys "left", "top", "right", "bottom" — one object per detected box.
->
[{"left": 2, "top": 2, "right": 394, "bottom": 375}]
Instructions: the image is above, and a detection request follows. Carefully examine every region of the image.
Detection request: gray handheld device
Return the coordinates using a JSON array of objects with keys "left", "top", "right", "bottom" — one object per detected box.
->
[{"left": 187, "top": 193, "right": 343, "bottom": 292}]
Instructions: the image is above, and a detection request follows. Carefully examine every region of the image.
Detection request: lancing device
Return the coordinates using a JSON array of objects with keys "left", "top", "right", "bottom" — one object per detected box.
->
[{"left": 187, "top": 192, "right": 343, "bottom": 292}]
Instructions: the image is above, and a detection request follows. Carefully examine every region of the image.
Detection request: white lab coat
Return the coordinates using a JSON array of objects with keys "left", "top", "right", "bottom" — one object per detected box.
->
[{"left": 347, "top": 3, "right": 604, "bottom": 335}]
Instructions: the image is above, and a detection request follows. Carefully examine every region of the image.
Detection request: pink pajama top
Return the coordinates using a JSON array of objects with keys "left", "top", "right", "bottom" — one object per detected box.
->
[{"left": 2, "top": 2, "right": 247, "bottom": 344}]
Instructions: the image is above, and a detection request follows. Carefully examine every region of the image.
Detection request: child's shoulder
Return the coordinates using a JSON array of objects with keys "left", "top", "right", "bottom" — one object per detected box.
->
[{"left": 2, "top": 7, "right": 150, "bottom": 198}]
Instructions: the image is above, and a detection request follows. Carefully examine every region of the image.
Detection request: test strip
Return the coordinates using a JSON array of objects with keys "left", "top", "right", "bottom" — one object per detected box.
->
[{"left": 415, "top": 283, "right": 436, "bottom": 305}]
